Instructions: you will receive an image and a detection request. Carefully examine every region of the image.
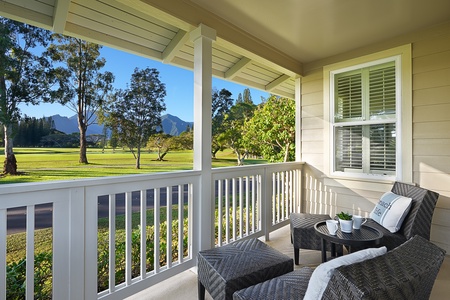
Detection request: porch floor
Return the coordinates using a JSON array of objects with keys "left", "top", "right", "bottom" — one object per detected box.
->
[{"left": 126, "top": 225, "right": 450, "bottom": 300}]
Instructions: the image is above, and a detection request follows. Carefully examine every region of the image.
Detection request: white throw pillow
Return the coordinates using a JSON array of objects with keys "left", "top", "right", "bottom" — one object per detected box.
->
[
  {"left": 369, "top": 191, "right": 412, "bottom": 233},
  {"left": 304, "top": 247, "right": 387, "bottom": 300}
]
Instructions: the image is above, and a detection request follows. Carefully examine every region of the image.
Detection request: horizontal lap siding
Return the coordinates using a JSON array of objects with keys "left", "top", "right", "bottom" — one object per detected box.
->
[
  {"left": 413, "top": 29, "right": 450, "bottom": 253},
  {"left": 301, "top": 73, "right": 324, "bottom": 172},
  {"left": 300, "top": 22, "right": 450, "bottom": 253}
]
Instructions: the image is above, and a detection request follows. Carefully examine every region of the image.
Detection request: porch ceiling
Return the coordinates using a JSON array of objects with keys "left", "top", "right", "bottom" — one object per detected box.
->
[{"left": 1, "top": 0, "right": 450, "bottom": 99}]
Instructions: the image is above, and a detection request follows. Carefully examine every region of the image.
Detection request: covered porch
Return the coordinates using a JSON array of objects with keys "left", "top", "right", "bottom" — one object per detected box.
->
[
  {"left": 1, "top": 0, "right": 450, "bottom": 299},
  {"left": 126, "top": 225, "right": 450, "bottom": 300}
]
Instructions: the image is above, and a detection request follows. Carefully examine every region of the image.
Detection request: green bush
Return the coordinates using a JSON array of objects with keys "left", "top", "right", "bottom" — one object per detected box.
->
[
  {"left": 97, "top": 219, "right": 189, "bottom": 292},
  {"left": 5, "top": 217, "right": 190, "bottom": 297},
  {"left": 6, "top": 252, "right": 53, "bottom": 300}
]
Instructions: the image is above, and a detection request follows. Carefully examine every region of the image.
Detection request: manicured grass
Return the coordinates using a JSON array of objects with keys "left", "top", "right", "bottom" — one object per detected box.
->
[{"left": 1, "top": 147, "right": 266, "bottom": 184}]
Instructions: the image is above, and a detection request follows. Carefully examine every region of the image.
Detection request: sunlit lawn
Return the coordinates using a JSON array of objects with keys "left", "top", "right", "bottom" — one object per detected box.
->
[{"left": 1, "top": 147, "right": 266, "bottom": 184}]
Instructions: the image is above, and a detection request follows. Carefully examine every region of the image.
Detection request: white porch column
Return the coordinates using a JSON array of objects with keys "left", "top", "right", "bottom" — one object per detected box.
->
[
  {"left": 295, "top": 77, "right": 303, "bottom": 213},
  {"left": 295, "top": 76, "right": 302, "bottom": 162},
  {"left": 190, "top": 24, "right": 216, "bottom": 251}
]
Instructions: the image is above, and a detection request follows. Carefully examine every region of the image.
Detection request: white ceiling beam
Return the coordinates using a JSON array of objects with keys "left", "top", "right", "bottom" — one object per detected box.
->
[
  {"left": 162, "top": 29, "right": 189, "bottom": 63},
  {"left": 0, "top": 1, "right": 53, "bottom": 30},
  {"left": 225, "top": 57, "right": 251, "bottom": 79},
  {"left": 141, "top": 0, "right": 302, "bottom": 76},
  {"left": 53, "top": 0, "right": 71, "bottom": 33},
  {"left": 265, "top": 74, "right": 291, "bottom": 92}
]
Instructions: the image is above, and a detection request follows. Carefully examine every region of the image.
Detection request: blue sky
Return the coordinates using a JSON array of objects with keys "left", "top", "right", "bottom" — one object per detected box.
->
[{"left": 19, "top": 46, "right": 269, "bottom": 122}]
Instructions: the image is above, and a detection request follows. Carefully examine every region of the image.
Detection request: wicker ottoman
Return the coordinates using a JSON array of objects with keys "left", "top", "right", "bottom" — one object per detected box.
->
[
  {"left": 233, "top": 268, "right": 314, "bottom": 300},
  {"left": 290, "top": 213, "right": 342, "bottom": 265},
  {"left": 197, "top": 238, "right": 293, "bottom": 300}
]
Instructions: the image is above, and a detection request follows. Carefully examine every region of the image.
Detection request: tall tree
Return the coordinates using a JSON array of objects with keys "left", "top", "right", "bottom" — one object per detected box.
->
[
  {"left": 0, "top": 18, "right": 56, "bottom": 174},
  {"left": 218, "top": 101, "right": 256, "bottom": 166},
  {"left": 236, "top": 88, "right": 253, "bottom": 104},
  {"left": 177, "top": 125, "right": 193, "bottom": 150},
  {"left": 244, "top": 96, "right": 295, "bottom": 162},
  {"left": 211, "top": 88, "right": 233, "bottom": 158},
  {"left": 104, "top": 67, "right": 166, "bottom": 169},
  {"left": 46, "top": 35, "right": 114, "bottom": 164},
  {"left": 147, "top": 133, "right": 175, "bottom": 161}
]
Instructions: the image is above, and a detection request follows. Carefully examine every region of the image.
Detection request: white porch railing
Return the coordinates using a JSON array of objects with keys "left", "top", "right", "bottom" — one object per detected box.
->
[{"left": 0, "top": 162, "right": 303, "bottom": 300}]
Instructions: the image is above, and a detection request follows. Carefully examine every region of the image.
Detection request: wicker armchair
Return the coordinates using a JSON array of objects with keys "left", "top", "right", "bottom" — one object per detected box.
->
[
  {"left": 233, "top": 235, "right": 446, "bottom": 300},
  {"left": 290, "top": 182, "right": 439, "bottom": 263},
  {"left": 364, "top": 181, "right": 439, "bottom": 250}
]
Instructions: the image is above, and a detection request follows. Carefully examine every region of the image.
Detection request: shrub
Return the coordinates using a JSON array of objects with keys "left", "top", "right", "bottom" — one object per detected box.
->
[
  {"left": 6, "top": 252, "right": 53, "bottom": 300},
  {"left": 97, "top": 219, "right": 189, "bottom": 292}
]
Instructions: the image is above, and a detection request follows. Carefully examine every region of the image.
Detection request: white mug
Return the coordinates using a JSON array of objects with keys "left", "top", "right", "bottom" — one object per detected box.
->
[
  {"left": 326, "top": 219, "right": 339, "bottom": 235},
  {"left": 352, "top": 215, "right": 367, "bottom": 229}
]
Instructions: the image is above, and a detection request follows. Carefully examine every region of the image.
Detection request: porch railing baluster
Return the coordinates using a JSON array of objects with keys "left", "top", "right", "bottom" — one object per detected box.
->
[
  {"left": 154, "top": 189, "right": 160, "bottom": 274},
  {"left": 26, "top": 205, "right": 35, "bottom": 300},
  {"left": 0, "top": 210, "right": 5, "bottom": 300},
  {"left": 140, "top": 190, "right": 147, "bottom": 279},
  {"left": 108, "top": 194, "right": 116, "bottom": 293}
]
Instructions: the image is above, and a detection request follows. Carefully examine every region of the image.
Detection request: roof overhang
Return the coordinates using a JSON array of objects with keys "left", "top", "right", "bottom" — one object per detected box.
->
[{"left": 1, "top": 0, "right": 450, "bottom": 98}]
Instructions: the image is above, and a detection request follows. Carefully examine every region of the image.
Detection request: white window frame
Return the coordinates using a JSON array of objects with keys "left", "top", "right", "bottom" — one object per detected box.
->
[{"left": 323, "top": 45, "right": 412, "bottom": 182}]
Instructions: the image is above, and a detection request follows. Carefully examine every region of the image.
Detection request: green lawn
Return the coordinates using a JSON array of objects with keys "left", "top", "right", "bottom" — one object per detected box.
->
[
  {"left": 3, "top": 147, "right": 263, "bottom": 297},
  {"left": 1, "top": 147, "right": 266, "bottom": 184}
]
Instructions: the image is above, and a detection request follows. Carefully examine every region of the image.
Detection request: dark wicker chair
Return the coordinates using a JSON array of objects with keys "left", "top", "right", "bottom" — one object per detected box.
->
[
  {"left": 364, "top": 181, "right": 439, "bottom": 250},
  {"left": 290, "top": 182, "right": 439, "bottom": 263},
  {"left": 233, "top": 235, "right": 446, "bottom": 300}
]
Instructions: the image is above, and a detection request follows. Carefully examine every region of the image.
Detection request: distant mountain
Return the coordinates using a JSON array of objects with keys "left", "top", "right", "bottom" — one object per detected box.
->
[
  {"left": 48, "top": 114, "right": 104, "bottom": 135},
  {"left": 48, "top": 114, "right": 192, "bottom": 136},
  {"left": 161, "top": 114, "right": 193, "bottom": 136}
]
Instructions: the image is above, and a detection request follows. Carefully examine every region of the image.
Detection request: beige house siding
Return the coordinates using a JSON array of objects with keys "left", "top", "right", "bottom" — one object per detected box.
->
[
  {"left": 300, "top": 21, "right": 450, "bottom": 253},
  {"left": 412, "top": 28, "right": 450, "bottom": 252}
]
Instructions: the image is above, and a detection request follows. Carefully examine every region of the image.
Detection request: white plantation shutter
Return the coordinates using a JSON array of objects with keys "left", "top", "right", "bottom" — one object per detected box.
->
[
  {"left": 335, "top": 73, "right": 362, "bottom": 121},
  {"left": 369, "top": 64, "right": 396, "bottom": 118},
  {"left": 333, "top": 61, "right": 397, "bottom": 175},
  {"left": 335, "top": 126, "right": 362, "bottom": 171},
  {"left": 370, "top": 123, "right": 396, "bottom": 171}
]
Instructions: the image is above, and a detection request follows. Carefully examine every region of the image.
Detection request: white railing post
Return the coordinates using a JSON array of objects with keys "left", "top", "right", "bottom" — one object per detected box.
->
[
  {"left": 69, "top": 187, "right": 86, "bottom": 300},
  {"left": 53, "top": 194, "right": 70, "bottom": 299},
  {"left": 85, "top": 188, "right": 99, "bottom": 300}
]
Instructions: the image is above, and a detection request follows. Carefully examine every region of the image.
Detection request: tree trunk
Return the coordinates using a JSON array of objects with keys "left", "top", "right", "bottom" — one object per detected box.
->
[
  {"left": 157, "top": 147, "right": 162, "bottom": 161},
  {"left": 79, "top": 123, "right": 88, "bottom": 164},
  {"left": 3, "top": 124, "right": 17, "bottom": 175},
  {"left": 283, "top": 142, "right": 290, "bottom": 162},
  {"left": 135, "top": 146, "right": 141, "bottom": 169},
  {"left": 78, "top": 109, "right": 88, "bottom": 164},
  {"left": 212, "top": 147, "right": 219, "bottom": 159},
  {"left": 235, "top": 150, "right": 244, "bottom": 166}
]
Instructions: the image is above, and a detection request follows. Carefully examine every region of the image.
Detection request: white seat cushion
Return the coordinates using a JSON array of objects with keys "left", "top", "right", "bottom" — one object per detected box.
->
[{"left": 304, "top": 246, "right": 387, "bottom": 300}]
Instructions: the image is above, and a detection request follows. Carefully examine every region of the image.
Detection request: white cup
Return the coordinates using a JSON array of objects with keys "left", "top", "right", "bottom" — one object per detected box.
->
[
  {"left": 352, "top": 215, "right": 367, "bottom": 229},
  {"left": 326, "top": 220, "right": 339, "bottom": 235}
]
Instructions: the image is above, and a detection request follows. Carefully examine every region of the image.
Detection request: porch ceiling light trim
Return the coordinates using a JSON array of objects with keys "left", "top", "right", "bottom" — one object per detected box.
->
[{"left": 52, "top": 0, "right": 71, "bottom": 33}]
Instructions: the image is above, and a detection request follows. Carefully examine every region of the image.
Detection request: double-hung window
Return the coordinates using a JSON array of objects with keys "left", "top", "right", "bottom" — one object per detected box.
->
[
  {"left": 331, "top": 59, "right": 398, "bottom": 178},
  {"left": 333, "top": 61, "right": 397, "bottom": 175},
  {"left": 325, "top": 45, "right": 412, "bottom": 182}
]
